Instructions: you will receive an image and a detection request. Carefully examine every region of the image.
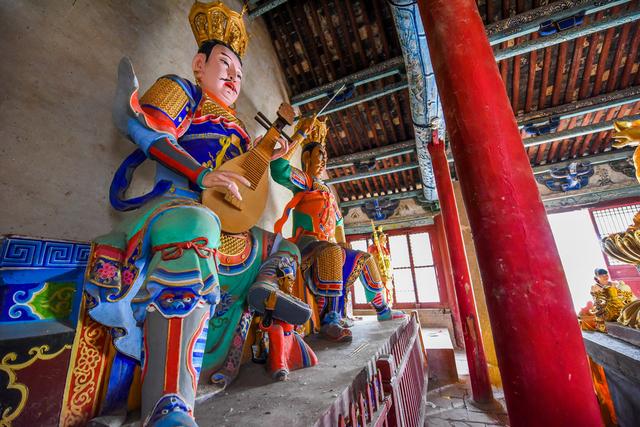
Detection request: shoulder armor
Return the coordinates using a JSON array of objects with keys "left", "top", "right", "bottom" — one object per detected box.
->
[
  {"left": 139, "top": 75, "right": 199, "bottom": 128},
  {"left": 290, "top": 167, "right": 310, "bottom": 190}
]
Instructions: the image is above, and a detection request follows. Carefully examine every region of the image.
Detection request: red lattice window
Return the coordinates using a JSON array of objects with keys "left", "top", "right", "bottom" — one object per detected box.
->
[{"left": 348, "top": 226, "right": 446, "bottom": 309}]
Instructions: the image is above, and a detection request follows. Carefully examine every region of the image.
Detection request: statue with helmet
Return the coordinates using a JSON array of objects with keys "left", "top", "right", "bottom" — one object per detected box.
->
[
  {"left": 369, "top": 222, "right": 395, "bottom": 308},
  {"left": 271, "top": 119, "right": 405, "bottom": 342},
  {"left": 62, "top": 2, "right": 314, "bottom": 426}
]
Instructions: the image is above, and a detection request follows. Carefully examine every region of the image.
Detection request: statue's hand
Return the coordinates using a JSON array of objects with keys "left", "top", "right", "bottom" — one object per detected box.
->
[
  {"left": 271, "top": 135, "right": 290, "bottom": 160},
  {"left": 250, "top": 135, "right": 290, "bottom": 160},
  {"left": 201, "top": 170, "right": 251, "bottom": 201},
  {"left": 296, "top": 116, "right": 317, "bottom": 134}
]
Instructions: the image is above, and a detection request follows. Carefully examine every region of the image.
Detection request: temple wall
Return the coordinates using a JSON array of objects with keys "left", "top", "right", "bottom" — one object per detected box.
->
[{"left": 0, "top": 0, "right": 293, "bottom": 241}]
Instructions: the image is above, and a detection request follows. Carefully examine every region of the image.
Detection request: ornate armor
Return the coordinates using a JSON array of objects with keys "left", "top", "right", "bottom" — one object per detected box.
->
[
  {"left": 271, "top": 120, "right": 404, "bottom": 342},
  {"left": 66, "top": 3, "right": 306, "bottom": 426}
]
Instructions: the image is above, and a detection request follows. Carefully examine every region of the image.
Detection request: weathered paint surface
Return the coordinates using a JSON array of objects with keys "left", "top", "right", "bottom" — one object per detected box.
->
[{"left": 418, "top": 0, "right": 603, "bottom": 425}]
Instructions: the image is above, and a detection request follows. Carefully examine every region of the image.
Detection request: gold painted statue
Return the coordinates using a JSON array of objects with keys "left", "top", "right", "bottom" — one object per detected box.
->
[
  {"left": 586, "top": 269, "right": 637, "bottom": 331},
  {"left": 612, "top": 119, "right": 640, "bottom": 183},
  {"left": 368, "top": 222, "right": 394, "bottom": 307},
  {"left": 598, "top": 119, "right": 640, "bottom": 330}
]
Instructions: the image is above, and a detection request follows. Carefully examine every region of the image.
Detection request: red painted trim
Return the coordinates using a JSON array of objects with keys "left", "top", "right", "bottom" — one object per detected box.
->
[
  {"left": 163, "top": 317, "right": 183, "bottom": 394},
  {"left": 589, "top": 199, "right": 640, "bottom": 213},
  {"left": 149, "top": 141, "right": 206, "bottom": 185},
  {"left": 434, "top": 214, "right": 464, "bottom": 347}
]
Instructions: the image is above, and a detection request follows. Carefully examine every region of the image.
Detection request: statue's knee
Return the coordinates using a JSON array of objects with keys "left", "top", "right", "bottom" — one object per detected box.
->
[
  {"left": 278, "top": 239, "right": 301, "bottom": 262},
  {"left": 150, "top": 206, "right": 220, "bottom": 247},
  {"left": 317, "top": 244, "right": 344, "bottom": 282}
]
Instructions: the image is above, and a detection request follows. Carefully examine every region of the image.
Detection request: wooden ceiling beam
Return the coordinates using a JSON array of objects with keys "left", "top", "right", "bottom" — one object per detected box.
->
[
  {"left": 523, "top": 112, "right": 640, "bottom": 147},
  {"left": 340, "top": 189, "right": 422, "bottom": 208},
  {"left": 290, "top": 56, "right": 405, "bottom": 107},
  {"left": 249, "top": 0, "right": 288, "bottom": 19},
  {"left": 486, "top": 0, "right": 632, "bottom": 46},
  {"left": 494, "top": 6, "right": 640, "bottom": 61},
  {"left": 326, "top": 162, "right": 419, "bottom": 185},
  {"left": 620, "top": 24, "right": 640, "bottom": 88},
  {"left": 606, "top": 22, "right": 633, "bottom": 93},
  {"left": 518, "top": 85, "right": 640, "bottom": 125}
]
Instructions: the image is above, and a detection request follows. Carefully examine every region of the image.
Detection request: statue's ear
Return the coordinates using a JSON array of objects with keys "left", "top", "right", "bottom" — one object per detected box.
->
[
  {"left": 301, "top": 151, "right": 310, "bottom": 171},
  {"left": 192, "top": 53, "right": 207, "bottom": 79}
]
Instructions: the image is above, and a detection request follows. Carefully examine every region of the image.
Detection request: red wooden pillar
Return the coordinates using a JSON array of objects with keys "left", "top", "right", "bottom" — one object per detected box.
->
[
  {"left": 428, "top": 136, "right": 493, "bottom": 403},
  {"left": 417, "top": 1, "right": 602, "bottom": 425}
]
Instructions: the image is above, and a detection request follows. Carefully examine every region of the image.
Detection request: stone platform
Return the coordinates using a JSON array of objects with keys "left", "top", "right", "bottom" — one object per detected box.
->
[{"left": 195, "top": 316, "right": 408, "bottom": 427}]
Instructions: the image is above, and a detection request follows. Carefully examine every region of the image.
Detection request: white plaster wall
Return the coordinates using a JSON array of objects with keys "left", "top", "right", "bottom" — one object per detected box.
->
[{"left": 0, "top": 0, "right": 294, "bottom": 241}]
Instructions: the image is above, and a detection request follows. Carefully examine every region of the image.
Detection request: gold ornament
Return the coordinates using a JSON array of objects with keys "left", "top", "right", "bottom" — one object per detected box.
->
[
  {"left": 1, "top": 344, "right": 71, "bottom": 426},
  {"left": 189, "top": 1, "right": 249, "bottom": 58},
  {"left": 296, "top": 117, "right": 329, "bottom": 148},
  {"left": 140, "top": 77, "right": 190, "bottom": 121}
]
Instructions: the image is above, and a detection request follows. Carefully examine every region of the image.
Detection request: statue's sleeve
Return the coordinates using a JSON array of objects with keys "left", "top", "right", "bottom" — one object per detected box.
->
[
  {"left": 270, "top": 158, "right": 309, "bottom": 193},
  {"left": 128, "top": 76, "right": 210, "bottom": 187}
]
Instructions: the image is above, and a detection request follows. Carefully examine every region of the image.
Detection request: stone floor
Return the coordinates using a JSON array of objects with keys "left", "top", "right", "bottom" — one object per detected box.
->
[
  {"left": 426, "top": 381, "right": 509, "bottom": 426},
  {"left": 192, "top": 321, "right": 512, "bottom": 427},
  {"left": 422, "top": 327, "right": 509, "bottom": 426}
]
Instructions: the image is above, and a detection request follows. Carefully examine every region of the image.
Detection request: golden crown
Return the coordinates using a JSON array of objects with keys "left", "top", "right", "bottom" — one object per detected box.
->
[
  {"left": 296, "top": 117, "right": 329, "bottom": 147},
  {"left": 189, "top": 1, "right": 249, "bottom": 58}
]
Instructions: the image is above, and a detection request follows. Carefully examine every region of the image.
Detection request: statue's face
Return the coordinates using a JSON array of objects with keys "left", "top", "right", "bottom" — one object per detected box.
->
[
  {"left": 596, "top": 273, "right": 610, "bottom": 286},
  {"left": 379, "top": 233, "right": 387, "bottom": 246},
  {"left": 278, "top": 273, "right": 295, "bottom": 294},
  {"left": 303, "top": 145, "right": 327, "bottom": 178},
  {"left": 193, "top": 44, "right": 243, "bottom": 107}
]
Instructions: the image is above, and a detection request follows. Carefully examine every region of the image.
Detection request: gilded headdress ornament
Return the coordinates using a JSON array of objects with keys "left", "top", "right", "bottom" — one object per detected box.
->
[
  {"left": 296, "top": 118, "right": 329, "bottom": 148},
  {"left": 189, "top": 1, "right": 249, "bottom": 58}
]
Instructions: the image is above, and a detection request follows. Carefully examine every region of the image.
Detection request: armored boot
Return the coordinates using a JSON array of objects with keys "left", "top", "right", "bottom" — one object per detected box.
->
[
  {"left": 319, "top": 300, "right": 352, "bottom": 342},
  {"left": 140, "top": 207, "right": 221, "bottom": 427},
  {"left": 360, "top": 256, "right": 405, "bottom": 321}
]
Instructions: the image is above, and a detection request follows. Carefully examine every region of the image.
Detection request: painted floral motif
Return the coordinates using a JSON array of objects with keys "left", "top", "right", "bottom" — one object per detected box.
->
[
  {"left": 97, "top": 263, "right": 118, "bottom": 279},
  {"left": 89, "top": 258, "right": 122, "bottom": 288},
  {"left": 122, "top": 269, "right": 135, "bottom": 286}
]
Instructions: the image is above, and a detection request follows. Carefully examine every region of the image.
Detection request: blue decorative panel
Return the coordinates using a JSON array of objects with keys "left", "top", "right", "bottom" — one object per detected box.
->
[
  {"left": 0, "top": 283, "right": 44, "bottom": 321},
  {"left": 0, "top": 237, "right": 90, "bottom": 269},
  {"left": 1, "top": 236, "right": 89, "bottom": 327}
]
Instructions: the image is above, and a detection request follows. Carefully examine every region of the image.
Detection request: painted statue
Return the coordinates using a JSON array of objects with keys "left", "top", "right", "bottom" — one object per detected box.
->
[
  {"left": 599, "top": 120, "right": 640, "bottom": 329},
  {"left": 612, "top": 119, "right": 640, "bottom": 183},
  {"left": 252, "top": 257, "right": 318, "bottom": 381},
  {"left": 69, "top": 2, "right": 312, "bottom": 426},
  {"left": 368, "top": 223, "right": 394, "bottom": 308},
  {"left": 581, "top": 268, "right": 637, "bottom": 331},
  {"left": 271, "top": 119, "right": 405, "bottom": 342}
]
